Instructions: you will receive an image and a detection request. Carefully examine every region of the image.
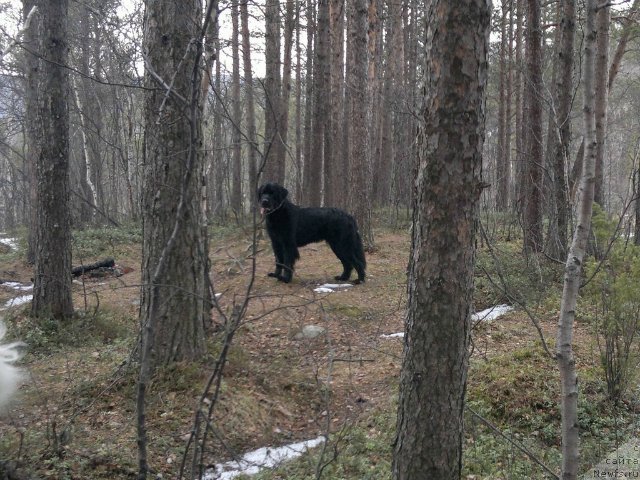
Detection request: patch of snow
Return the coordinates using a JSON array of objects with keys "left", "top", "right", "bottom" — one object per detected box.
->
[
  {"left": 313, "top": 283, "right": 353, "bottom": 293},
  {"left": 381, "top": 332, "right": 404, "bottom": 339},
  {"left": 314, "top": 287, "right": 334, "bottom": 293},
  {"left": 471, "top": 304, "right": 513, "bottom": 323},
  {"left": 3, "top": 295, "right": 32, "bottom": 309},
  {"left": 2, "top": 282, "right": 33, "bottom": 292},
  {"left": 381, "top": 305, "right": 514, "bottom": 339},
  {"left": 0, "top": 237, "right": 18, "bottom": 251},
  {"left": 206, "top": 436, "right": 326, "bottom": 480}
]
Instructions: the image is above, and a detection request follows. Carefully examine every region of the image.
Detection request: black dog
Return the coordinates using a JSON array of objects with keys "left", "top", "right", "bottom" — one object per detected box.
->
[{"left": 258, "top": 183, "right": 366, "bottom": 284}]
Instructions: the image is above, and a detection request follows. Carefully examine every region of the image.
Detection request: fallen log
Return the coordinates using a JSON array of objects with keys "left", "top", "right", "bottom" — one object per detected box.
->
[{"left": 72, "top": 258, "right": 115, "bottom": 277}]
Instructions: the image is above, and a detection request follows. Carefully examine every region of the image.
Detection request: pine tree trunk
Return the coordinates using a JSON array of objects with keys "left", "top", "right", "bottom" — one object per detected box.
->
[
  {"left": 240, "top": 0, "right": 258, "bottom": 193},
  {"left": 22, "top": 0, "right": 41, "bottom": 265},
  {"left": 496, "top": 1, "right": 509, "bottom": 211},
  {"left": 140, "top": 0, "right": 207, "bottom": 369},
  {"left": 348, "top": 0, "right": 373, "bottom": 247},
  {"left": 305, "top": 0, "right": 329, "bottom": 206},
  {"left": 31, "top": 0, "right": 74, "bottom": 320},
  {"left": 523, "top": 0, "right": 544, "bottom": 253},
  {"left": 550, "top": 0, "right": 575, "bottom": 258},
  {"left": 593, "top": 4, "right": 610, "bottom": 207},
  {"left": 325, "top": 0, "right": 345, "bottom": 207},
  {"left": 264, "top": 0, "right": 284, "bottom": 184},
  {"left": 392, "top": 2, "right": 490, "bottom": 476},
  {"left": 231, "top": 0, "right": 243, "bottom": 214}
]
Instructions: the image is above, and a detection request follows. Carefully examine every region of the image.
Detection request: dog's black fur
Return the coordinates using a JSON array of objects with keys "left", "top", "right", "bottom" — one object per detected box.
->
[{"left": 258, "top": 183, "right": 366, "bottom": 284}]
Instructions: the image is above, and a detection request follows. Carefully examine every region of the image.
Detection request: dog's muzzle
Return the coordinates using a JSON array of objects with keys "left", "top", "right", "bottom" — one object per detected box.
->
[{"left": 260, "top": 198, "right": 271, "bottom": 216}]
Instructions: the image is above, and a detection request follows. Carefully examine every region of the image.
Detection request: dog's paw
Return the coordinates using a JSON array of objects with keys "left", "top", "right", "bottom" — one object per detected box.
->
[
  {"left": 278, "top": 275, "right": 292, "bottom": 283},
  {"left": 268, "top": 272, "right": 279, "bottom": 278}
]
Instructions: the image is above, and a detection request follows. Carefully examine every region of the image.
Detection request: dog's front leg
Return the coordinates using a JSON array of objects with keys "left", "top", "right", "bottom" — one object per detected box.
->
[
  {"left": 269, "top": 240, "right": 284, "bottom": 279},
  {"left": 278, "top": 243, "right": 298, "bottom": 283}
]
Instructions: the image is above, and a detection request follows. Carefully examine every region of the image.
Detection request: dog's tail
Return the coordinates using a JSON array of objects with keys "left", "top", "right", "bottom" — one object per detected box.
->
[{"left": 0, "top": 322, "right": 24, "bottom": 409}]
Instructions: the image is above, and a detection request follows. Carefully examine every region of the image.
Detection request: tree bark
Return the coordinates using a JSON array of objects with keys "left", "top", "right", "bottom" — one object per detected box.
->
[
  {"left": 305, "top": 0, "right": 329, "bottom": 206},
  {"left": 496, "top": 0, "right": 510, "bottom": 211},
  {"left": 240, "top": 0, "right": 258, "bottom": 194},
  {"left": 557, "top": 0, "right": 598, "bottom": 477},
  {"left": 264, "top": 0, "right": 284, "bottom": 184},
  {"left": 22, "top": 0, "right": 41, "bottom": 265},
  {"left": 514, "top": 0, "right": 525, "bottom": 215},
  {"left": 31, "top": 0, "right": 74, "bottom": 320},
  {"left": 392, "top": 1, "right": 490, "bottom": 477},
  {"left": 548, "top": 0, "right": 575, "bottom": 258},
  {"left": 523, "top": 0, "right": 544, "bottom": 253},
  {"left": 347, "top": 0, "right": 373, "bottom": 247},
  {"left": 593, "top": 3, "right": 610, "bottom": 207},
  {"left": 231, "top": 0, "right": 243, "bottom": 214},
  {"left": 140, "top": 0, "right": 207, "bottom": 370},
  {"left": 325, "top": 0, "right": 345, "bottom": 207}
]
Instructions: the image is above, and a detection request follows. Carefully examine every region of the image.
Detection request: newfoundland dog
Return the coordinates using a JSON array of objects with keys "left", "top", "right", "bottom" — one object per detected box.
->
[{"left": 258, "top": 183, "right": 366, "bottom": 284}]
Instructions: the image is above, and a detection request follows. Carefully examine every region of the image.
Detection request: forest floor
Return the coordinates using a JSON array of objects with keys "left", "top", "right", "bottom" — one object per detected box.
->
[{"left": 0, "top": 224, "right": 638, "bottom": 479}]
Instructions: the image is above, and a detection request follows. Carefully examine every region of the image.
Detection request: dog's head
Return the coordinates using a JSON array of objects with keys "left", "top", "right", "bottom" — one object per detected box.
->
[{"left": 257, "top": 183, "right": 289, "bottom": 215}]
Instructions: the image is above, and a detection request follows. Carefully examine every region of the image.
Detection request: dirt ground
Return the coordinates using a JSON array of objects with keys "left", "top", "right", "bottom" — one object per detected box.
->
[{"left": 0, "top": 228, "right": 593, "bottom": 479}]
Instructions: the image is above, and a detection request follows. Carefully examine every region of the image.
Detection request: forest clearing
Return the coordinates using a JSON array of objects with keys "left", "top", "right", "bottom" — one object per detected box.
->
[
  {"left": 0, "top": 221, "right": 637, "bottom": 479},
  {"left": 2, "top": 0, "right": 640, "bottom": 478}
]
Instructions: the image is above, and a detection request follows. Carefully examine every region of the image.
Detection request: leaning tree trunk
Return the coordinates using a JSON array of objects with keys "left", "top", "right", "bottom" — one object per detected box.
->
[
  {"left": 31, "top": 0, "right": 74, "bottom": 320},
  {"left": 557, "top": 0, "right": 598, "bottom": 478},
  {"left": 392, "top": 0, "right": 490, "bottom": 478}
]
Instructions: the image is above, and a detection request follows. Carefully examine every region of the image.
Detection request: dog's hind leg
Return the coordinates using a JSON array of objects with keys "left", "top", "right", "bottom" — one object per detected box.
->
[{"left": 328, "top": 242, "right": 353, "bottom": 281}]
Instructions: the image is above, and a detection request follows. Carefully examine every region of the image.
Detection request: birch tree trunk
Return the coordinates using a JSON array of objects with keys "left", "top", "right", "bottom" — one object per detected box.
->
[{"left": 557, "top": 0, "right": 598, "bottom": 477}]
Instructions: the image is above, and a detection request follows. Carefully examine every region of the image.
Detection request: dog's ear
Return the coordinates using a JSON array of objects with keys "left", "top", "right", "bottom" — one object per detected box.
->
[
  {"left": 275, "top": 184, "right": 289, "bottom": 202},
  {"left": 257, "top": 184, "right": 265, "bottom": 198}
]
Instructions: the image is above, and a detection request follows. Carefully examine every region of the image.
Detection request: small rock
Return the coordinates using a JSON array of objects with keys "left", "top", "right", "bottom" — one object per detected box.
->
[{"left": 294, "top": 325, "right": 326, "bottom": 340}]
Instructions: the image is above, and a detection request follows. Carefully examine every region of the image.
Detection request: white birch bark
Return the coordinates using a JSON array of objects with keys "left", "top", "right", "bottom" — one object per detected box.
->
[
  {"left": 72, "top": 76, "right": 99, "bottom": 214},
  {"left": 556, "top": 0, "right": 597, "bottom": 477}
]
